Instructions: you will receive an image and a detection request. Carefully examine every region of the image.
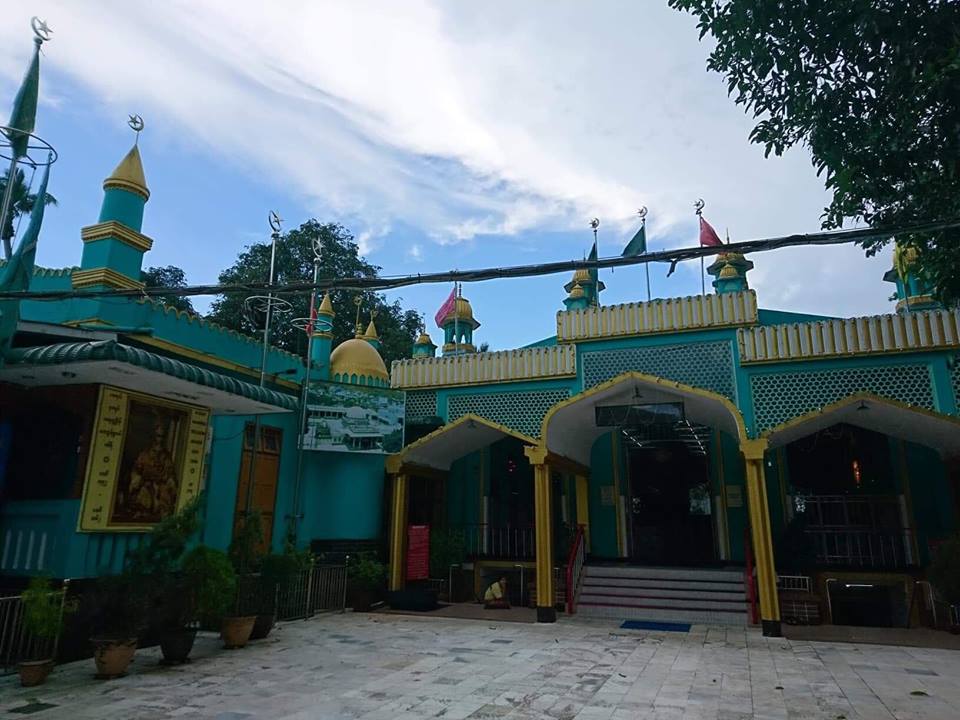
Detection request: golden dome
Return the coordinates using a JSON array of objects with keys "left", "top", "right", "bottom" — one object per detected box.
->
[
  {"left": 104, "top": 144, "right": 149, "bottom": 200},
  {"left": 415, "top": 331, "right": 434, "bottom": 345},
  {"left": 571, "top": 267, "right": 592, "bottom": 284},
  {"left": 718, "top": 263, "right": 739, "bottom": 280},
  {"left": 568, "top": 281, "right": 585, "bottom": 299},
  {"left": 437, "top": 296, "right": 480, "bottom": 329},
  {"left": 330, "top": 337, "right": 388, "bottom": 383}
]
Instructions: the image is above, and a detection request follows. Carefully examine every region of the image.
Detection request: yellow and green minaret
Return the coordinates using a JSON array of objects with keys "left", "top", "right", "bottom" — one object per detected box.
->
[{"left": 309, "top": 293, "right": 335, "bottom": 380}]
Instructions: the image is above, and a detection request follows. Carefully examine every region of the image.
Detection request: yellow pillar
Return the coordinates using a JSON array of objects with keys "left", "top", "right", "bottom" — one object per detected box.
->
[
  {"left": 741, "top": 439, "right": 781, "bottom": 637},
  {"left": 388, "top": 472, "right": 409, "bottom": 591},
  {"left": 525, "top": 446, "right": 556, "bottom": 622},
  {"left": 575, "top": 474, "right": 590, "bottom": 551}
]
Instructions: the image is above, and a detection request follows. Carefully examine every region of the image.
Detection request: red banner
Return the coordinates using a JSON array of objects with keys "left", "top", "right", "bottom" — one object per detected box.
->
[{"left": 407, "top": 525, "right": 430, "bottom": 580}]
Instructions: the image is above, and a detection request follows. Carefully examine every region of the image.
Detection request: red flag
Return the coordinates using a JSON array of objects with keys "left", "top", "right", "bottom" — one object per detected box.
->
[
  {"left": 305, "top": 293, "right": 317, "bottom": 335},
  {"left": 434, "top": 285, "right": 457, "bottom": 326},
  {"left": 699, "top": 216, "right": 723, "bottom": 247}
]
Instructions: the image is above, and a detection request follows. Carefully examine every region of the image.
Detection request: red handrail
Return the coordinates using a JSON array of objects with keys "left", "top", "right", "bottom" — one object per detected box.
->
[{"left": 565, "top": 524, "right": 586, "bottom": 614}]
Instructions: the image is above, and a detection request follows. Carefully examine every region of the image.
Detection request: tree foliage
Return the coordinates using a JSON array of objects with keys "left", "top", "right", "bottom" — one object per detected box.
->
[
  {"left": 1, "top": 167, "right": 58, "bottom": 259},
  {"left": 669, "top": 0, "right": 960, "bottom": 303},
  {"left": 142, "top": 265, "right": 195, "bottom": 313},
  {"left": 208, "top": 221, "right": 421, "bottom": 366}
]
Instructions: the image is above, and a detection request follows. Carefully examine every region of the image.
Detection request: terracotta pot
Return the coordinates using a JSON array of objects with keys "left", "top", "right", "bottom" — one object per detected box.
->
[
  {"left": 17, "top": 659, "right": 53, "bottom": 687},
  {"left": 249, "top": 614, "right": 275, "bottom": 641},
  {"left": 220, "top": 616, "right": 256, "bottom": 649},
  {"left": 159, "top": 627, "right": 197, "bottom": 664},
  {"left": 91, "top": 637, "right": 137, "bottom": 679}
]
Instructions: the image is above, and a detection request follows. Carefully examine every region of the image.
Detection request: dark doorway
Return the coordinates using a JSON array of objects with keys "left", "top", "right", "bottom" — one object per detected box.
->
[{"left": 626, "top": 440, "right": 715, "bottom": 565}]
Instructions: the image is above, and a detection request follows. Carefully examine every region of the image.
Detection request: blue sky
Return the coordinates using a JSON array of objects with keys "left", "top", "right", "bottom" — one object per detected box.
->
[{"left": 2, "top": 1, "right": 895, "bottom": 351}]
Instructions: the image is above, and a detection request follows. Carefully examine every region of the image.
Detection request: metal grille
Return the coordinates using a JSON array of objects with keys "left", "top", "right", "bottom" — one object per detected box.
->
[
  {"left": 405, "top": 390, "right": 438, "bottom": 423},
  {"left": 952, "top": 361, "right": 960, "bottom": 408},
  {"left": 447, "top": 389, "right": 570, "bottom": 438},
  {"left": 1, "top": 583, "right": 69, "bottom": 674},
  {"left": 581, "top": 341, "right": 736, "bottom": 400},
  {"left": 750, "top": 364, "right": 934, "bottom": 433},
  {"left": 275, "top": 563, "right": 347, "bottom": 621}
]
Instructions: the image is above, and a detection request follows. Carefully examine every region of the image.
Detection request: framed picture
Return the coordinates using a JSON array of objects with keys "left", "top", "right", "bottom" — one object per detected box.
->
[{"left": 78, "top": 386, "right": 210, "bottom": 532}]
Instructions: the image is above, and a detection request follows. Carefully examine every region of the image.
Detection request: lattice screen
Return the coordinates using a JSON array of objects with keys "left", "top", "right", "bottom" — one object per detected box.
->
[
  {"left": 952, "top": 362, "right": 960, "bottom": 409},
  {"left": 447, "top": 389, "right": 570, "bottom": 438},
  {"left": 404, "top": 390, "right": 438, "bottom": 423},
  {"left": 750, "top": 364, "right": 935, "bottom": 433},
  {"left": 581, "top": 341, "right": 736, "bottom": 400}
]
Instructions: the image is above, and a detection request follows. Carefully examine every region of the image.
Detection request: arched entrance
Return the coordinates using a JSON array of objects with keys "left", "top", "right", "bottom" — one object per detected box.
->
[{"left": 535, "top": 372, "right": 782, "bottom": 636}]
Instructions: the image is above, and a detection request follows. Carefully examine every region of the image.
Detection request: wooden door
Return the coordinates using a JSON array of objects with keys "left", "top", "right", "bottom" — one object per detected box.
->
[{"left": 233, "top": 423, "right": 282, "bottom": 552}]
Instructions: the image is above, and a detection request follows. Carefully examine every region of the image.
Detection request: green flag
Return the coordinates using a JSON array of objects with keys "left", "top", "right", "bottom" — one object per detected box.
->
[
  {"left": 0, "top": 162, "right": 49, "bottom": 357},
  {"left": 587, "top": 240, "right": 599, "bottom": 288},
  {"left": 6, "top": 40, "right": 40, "bottom": 159},
  {"left": 621, "top": 222, "right": 647, "bottom": 257}
]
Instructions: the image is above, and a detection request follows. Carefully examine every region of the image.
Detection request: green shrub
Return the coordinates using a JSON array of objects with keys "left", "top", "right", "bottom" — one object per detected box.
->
[
  {"left": 429, "top": 528, "right": 466, "bottom": 578},
  {"left": 929, "top": 534, "right": 960, "bottom": 605},
  {"left": 21, "top": 577, "right": 74, "bottom": 660},
  {"left": 229, "top": 511, "right": 265, "bottom": 576},
  {"left": 183, "top": 546, "right": 238, "bottom": 620},
  {"left": 349, "top": 552, "right": 386, "bottom": 592}
]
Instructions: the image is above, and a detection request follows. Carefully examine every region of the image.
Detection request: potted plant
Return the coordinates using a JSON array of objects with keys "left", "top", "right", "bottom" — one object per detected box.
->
[
  {"left": 126, "top": 499, "right": 202, "bottom": 664},
  {"left": 229, "top": 512, "right": 269, "bottom": 640},
  {"left": 16, "top": 577, "right": 74, "bottom": 687},
  {"left": 348, "top": 552, "right": 386, "bottom": 612},
  {"left": 254, "top": 552, "right": 297, "bottom": 639},
  {"left": 89, "top": 573, "right": 144, "bottom": 679},
  {"left": 183, "top": 546, "right": 249, "bottom": 648},
  {"left": 929, "top": 533, "right": 960, "bottom": 633}
]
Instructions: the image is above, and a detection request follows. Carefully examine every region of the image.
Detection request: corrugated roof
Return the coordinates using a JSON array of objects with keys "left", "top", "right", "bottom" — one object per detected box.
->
[{"left": 5, "top": 340, "right": 298, "bottom": 411}]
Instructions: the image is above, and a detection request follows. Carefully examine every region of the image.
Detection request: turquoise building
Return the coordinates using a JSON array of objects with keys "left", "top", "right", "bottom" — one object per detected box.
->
[{"left": 2, "top": 28, "right": 959, "bottom": 640}]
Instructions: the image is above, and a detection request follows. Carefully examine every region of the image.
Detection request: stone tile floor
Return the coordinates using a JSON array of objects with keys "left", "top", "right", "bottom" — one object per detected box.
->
[{"left": 3, "top": 613, "right": 960, "bottom": 719}]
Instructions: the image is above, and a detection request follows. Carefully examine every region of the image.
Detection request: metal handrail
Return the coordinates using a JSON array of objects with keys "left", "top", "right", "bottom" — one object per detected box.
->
[{"left": 565, "top": 525, "right": 586, "bottom": 615}]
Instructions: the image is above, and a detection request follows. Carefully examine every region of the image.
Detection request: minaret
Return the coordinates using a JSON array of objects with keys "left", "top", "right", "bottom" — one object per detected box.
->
[
  {"left": 310, "top": 293, "right": 335, "bottom": 380},
  {"left": 412, "top": 329, "right": 437, "bottom": 358},
  {"left": 363, "top": 312, "right": 382, "bottom": 351},
  {"left": 883, "top": 243, "right": 939, "bottom": 313},
  {"left": 74, "top": 118, "right": 152, "bottom": 292},
  {"left": 706, "top": 252, "right": 753, "bottom": 294},
  {"left": 438, "top": 293, "right": 480, "bottom": 356},
  {"left": 563, "top": 267, "right": 604, "bottom": 308},
  {"left": 563, "top": 281, "right": 590, "bottom": 311}
]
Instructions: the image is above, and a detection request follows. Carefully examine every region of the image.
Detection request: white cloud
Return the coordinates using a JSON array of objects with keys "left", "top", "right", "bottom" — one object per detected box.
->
[
  {"left": 407, "top": 243, "right": 423, "bottom": 262},
  {"left": 0, "top": 1, "right": 895, "bottom": 318}
]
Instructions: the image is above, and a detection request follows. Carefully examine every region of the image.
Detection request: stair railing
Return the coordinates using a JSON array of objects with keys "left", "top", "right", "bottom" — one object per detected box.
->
[{"left": 565, "top": 524, "right": 586, "bottom": 615}]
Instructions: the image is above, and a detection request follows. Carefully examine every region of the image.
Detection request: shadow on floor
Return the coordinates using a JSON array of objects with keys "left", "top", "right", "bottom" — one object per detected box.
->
[
  {"left": 784, "top": 624, "right": 960, "bottom": 649},
  {"left": 377, "top": 602, "right": 539, "bottom": 623}
]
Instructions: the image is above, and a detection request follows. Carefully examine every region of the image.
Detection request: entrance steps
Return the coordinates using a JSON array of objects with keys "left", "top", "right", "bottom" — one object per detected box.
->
[{"left": 576, "top": 565, "right": 750, "bottom": 626}]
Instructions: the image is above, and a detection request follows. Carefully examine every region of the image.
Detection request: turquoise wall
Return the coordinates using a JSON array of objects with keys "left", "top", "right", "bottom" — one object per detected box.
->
[
  {"left": 447, "top": 449, "right": 482, "bottom": 526},
  {"left": 588, "top": 432, "right": 620, "bottom": 559},
  {"left": 299, "top": 451, "right": 385, "bottom": 542},
  {"left": 98, "top": 187, "right": 145, "bottom": 230}
]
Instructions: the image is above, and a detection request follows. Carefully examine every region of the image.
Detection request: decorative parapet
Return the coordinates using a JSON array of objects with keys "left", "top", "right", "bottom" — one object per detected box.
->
[
  {"left": 556, "top": 290, "right": 757, "bottom": 342},
  {"left": 391, "top": 344, "right": 576, "bottom": 389},
  {"left": 738, "top": 307, "right": 960, "bottom": 364}
]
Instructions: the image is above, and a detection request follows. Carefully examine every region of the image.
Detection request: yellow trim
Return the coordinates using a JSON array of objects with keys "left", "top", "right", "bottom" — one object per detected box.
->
[
  {"left": 760, "top": 392, "right": 960, "bottom": 445},
  {"left": 390, "top": 414, "right": 537, "bottom": 475},
  {"left": 741, "top": 442, "right": 780, "bottom": 624},
  {"left": 559, "top": 319, "right": 757, "bottom": 346},
  {"left": 533, "top": 460, "right": 554, "bottom": 609},
  {"left": 81, "top": 221, "right": 153, "bottom": 252},
  {"left": 64, "top": 317, "right": 116, "bottom": 328},
  {"left": 133, "top": 335, "right": 300, "bottom": 391},
  {"left": 539, "top": 371, "right": 749, "bottom": 444},
  {"left": 896, "top": 295, "right": 936, "bottom": 312},
  {"left": 388, "top": 472, "right": 409, "bottom": 591},
  {"left": 393, "top": 371, "right": 577, "bottom": 391},
  {"left": 72, "top": 267, "right": 144, "bottom": 290}
]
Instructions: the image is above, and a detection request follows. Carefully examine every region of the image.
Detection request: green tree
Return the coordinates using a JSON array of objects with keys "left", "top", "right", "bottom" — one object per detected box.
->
[
  {"left": 208, "top": 221, "right": 421, "bottom": 366},
  {"left": 142, "top": 265, "right": 195, "bottom": 313},
  {"left": 1, "top": 167, "right": 58, "bottom": 259},
  {"left": 669, "top": 0, "right": 960, "bottom": 303}
]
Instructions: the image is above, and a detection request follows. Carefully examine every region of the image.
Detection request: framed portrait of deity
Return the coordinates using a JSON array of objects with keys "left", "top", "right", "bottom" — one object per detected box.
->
[{"left": 78, "top": 386, "right": 210, "bottom": 532}]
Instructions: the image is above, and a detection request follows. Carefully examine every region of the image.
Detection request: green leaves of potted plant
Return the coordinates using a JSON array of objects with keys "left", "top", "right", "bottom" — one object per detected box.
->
[
  {"left": 229, "top": 511, "right": 269, "bottom": 639},
  {"left": 183, "top": 546, "right": 249, "bottom": 649},
  {"left": 17, "top": 577, "right": 74, "bottom": 687},
  {"left": 348, "top": 553, "right": 386, "bottom": 612},
  {"left": 89, "top": 573, "right": 145, "bottom": 679}
]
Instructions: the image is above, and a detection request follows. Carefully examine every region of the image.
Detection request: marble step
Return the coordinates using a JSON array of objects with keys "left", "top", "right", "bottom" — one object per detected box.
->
[
  {"left": 582, "top": 577, "right": 744, "bottom": 593},
  {"left": 579, "top": 585, "right": 746, "bottom": 603},
  {"left": 584, "top": 565, "right": 743, "bottom": 583},
  {"left": 576, "top": 601, "right": 749, "bottom": 625}
]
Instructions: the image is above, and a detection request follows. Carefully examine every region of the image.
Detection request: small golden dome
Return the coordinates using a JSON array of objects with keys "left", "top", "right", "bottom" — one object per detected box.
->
[
  {"left": 568, "top": 281, "right": 585, "bottom": 299},
  {"left": 718, "top": 263, "right": 739, "bottom": 280},
  {"left": 438, "top": 296, "right": 480, "bottom": 329},
  {"left": 571, "top": 267, "right": 592, "bottom": 284},
  {"left": 893, "top": 243, "right": 920, "bottom": 278},
  {"left": 330, "top": 337, "right": 388, "bottom": 383},
  {"left": 364, "top": 319, "right": 379, "bottom": 340},
  {"left": 104, "top": 144, "right": 149, "bottom": 200},
  {"left": 415, "top": 331, "right": 434, "bottom": 345}
]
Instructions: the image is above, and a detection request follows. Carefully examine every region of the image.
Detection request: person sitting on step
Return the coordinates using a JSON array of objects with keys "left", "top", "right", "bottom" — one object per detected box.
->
[{"left": 483, "top": 576, "right": 510, "bottom": 609}]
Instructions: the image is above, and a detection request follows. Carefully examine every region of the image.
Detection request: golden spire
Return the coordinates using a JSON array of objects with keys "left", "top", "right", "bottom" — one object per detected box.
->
[
  {"left": 353, "top": 295, "right": 364, "bottom": 337},
  {"left": 104, "top": 143, "right": 149, "bottom": 200},
  {"left": 317, "top": 292, "right": 334, "bottom": 316},
  {"left": 364, "top": 309, "right": 379, "bottom": 340}
]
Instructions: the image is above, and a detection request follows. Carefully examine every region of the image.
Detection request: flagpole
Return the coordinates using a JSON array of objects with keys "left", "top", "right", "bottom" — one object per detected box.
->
[
  {"left": 590, "top": 218, "right": 600, "bottom": 307},
  {"left": 695, "top": 199, "right": 706, "bottom": 296},
  {"left": 454, "top": 282, "right": 460, "bottom": 354},
  {"left": 638, "top": 207, "right": 650, "bottom": 302}
]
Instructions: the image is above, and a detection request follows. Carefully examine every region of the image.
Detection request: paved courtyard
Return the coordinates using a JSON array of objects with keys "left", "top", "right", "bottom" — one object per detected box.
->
[{"left": 3, "top": 613, "right": 960, "bottom": 719}]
